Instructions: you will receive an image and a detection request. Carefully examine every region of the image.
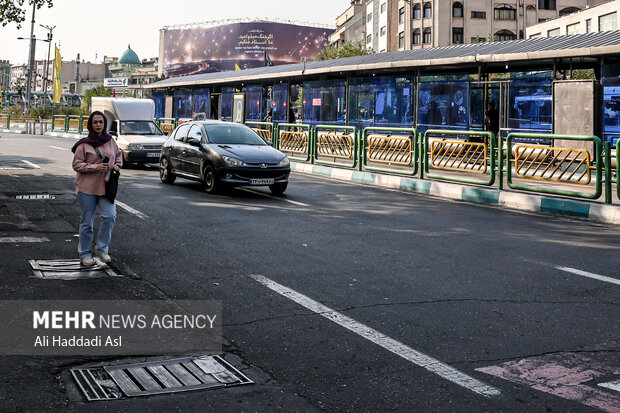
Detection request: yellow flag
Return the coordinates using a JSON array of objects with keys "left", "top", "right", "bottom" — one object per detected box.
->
[
  {"left": 235, "top": 63, "right": 241, "bottom": 71},
  {"left": 53, "top": 46, "right": 62, "bottom": 103}
]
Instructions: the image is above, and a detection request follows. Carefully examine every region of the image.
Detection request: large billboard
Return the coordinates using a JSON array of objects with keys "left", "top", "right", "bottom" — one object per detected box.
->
[{"left": 161, "top": 22, "right": 333, "bottom": 77}]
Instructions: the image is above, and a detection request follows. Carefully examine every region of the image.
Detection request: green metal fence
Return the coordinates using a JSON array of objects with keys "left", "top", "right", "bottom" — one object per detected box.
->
[
  {"left": 276, "top": 123, "right": 312, "bottom": 162},
  {"left": 423, "top": 129, "right": 496, "bottom": 186},
  {"left": 51, "top": 115, "right": 67, "bottom": 132},
  {"left": 505, "top": 133, "right": 602, "bottom": 200},
  {"left": 0, "top": 114, "right": 9, "bottom": 129},
  {"left": 67, "top": 115, "right": 82, "bottom": 133},
  {"left": 361, "top": 127, "right": 418, "bottom": 175},
  {"left": 246, "top": 121, "right": 274, "bottom": 145},
  {"left": 156, "top": 118, "right": 177, "bottom": 136},
  {"left": 314, "top": 125, "right": 358, "bottom": 168}
]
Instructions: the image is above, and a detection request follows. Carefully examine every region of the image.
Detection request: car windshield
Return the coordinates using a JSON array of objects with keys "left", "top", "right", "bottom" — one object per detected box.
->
[
  {"left": 120, "top": 121, "right": 164, "bottom": 136},
  {"left": 204, "top": 124, "right": 267, "bottom": 145}
]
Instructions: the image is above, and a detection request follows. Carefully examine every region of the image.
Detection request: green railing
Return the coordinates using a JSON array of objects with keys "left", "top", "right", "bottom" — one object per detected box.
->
[
  {"left": 156, "top": 118, "right": 177, "bottom": 136},
  {"left": 246, "top": 121, "right": 274, "bottom": 145},
  {"left": 51, "top": 115, "right": 67, "bottom": 132},
  {"left": 0, "top": 113, "right": 9, "bottom": 129},
  {"left": 314, "top": 125, "right": 358, "bottom": 168},
  {"left": 424, "top": 129, "right": 496, "bottom": 186},
  {"left": 361, "top": 127, "right": 418, "bottom": 176},
  {"left": 505, "top": 133, "right": 602, "bottom": 200},
  {"left": 67, "top": 115, "right": 82, "bottom": 133},
  {"left": 276, "top": 123, "right": 312, "bottom": 162}
]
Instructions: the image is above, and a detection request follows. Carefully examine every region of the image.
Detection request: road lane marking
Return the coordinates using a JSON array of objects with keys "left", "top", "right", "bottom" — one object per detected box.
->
[
  {"left": 239, "top": 187, "right": 309, "bottom": 207},
  {"left": 556, "top": 266, "right": 620, "bottom": 287},
  {"left": 115, "top": 201, "right": 149, "bottom": 220},
  {"left": 21, "top": 160, "right": 41, "bottom": 169},
  {"left": 250, "top": 274, "right": 501, "bottom": 398},
  {"left": 599, "top": 380, "right": 620, "bottom": 393},
  {"left": 49, "top": 146, "right": 68, "bottom": 151}
]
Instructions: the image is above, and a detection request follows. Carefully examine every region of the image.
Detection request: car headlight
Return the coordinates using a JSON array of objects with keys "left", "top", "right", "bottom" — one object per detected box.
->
[
  {"left": 222, "top": 156, "right": 247, "bottom": 167},
  {"left": 128, "top": 143, "right": 144, "bottom": 150},
  {"left": 278, "top": 157, "right": 290, "bottom": 167}
]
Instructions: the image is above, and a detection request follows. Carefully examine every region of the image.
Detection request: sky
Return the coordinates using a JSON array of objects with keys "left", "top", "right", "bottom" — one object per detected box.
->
[{"left": 0, "top": 0, "right": 350, "bottom": 65}]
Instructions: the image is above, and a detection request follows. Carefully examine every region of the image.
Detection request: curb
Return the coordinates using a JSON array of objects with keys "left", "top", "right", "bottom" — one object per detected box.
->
[
  {"left": 291, "top": 162, "right": 620, "bottom": 226},
  {"left": 0, "top": 129, "right": 25, "bottom": 134},
  {"left": 44, "top": 131, "right": 85, "bottom": 139}
]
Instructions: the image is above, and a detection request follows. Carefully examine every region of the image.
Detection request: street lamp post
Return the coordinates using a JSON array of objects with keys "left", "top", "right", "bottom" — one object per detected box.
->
[
  {"left": 40, "top": 25, "right": 56, "bottom": 97},
  {"left": 24, "top": 3, "right": 37, "bottom": 114}
]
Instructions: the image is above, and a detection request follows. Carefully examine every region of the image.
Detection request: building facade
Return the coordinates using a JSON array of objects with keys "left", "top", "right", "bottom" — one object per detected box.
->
[
  {"left": 329, "top": 0, "right": 366, "bottom": 47},
  {"left": 527, "top": 0, "right": 619, "bottom": 37},
  {"left": 0, "top": 61, "right": 11, "bottom": 92}
]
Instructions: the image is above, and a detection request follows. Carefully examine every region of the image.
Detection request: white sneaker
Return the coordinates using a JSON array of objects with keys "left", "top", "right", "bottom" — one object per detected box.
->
[
  {"left": 94, "top": 251, "right": 111, "bottom": 263},
  {"left": 80, "top": 256, "right": 95, "bottom": 266}
]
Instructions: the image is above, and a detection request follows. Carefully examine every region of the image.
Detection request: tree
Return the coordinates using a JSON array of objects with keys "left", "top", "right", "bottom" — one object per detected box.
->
[
  {"left": 82, "top": 87, "right": 112, "bottom": 110},
  {"left": 315, "top": 40, "right": 373, "bottom": 61},
  {"left": 0, "top": 0, "right": 53, "bottom": 29}
]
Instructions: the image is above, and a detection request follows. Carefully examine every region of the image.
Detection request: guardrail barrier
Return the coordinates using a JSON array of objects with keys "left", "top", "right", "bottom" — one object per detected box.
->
[
  {"left": 157, "top": 118, "right": 177, "bottom": 136},
  {"left": 67, "top": 115, "right": 82, "bottom": 133},
  {"left": 505, "top": 133, "right": 602, "bottom": 199},
  {"left": 52, "top": 115, "right": 67, "bottom": 132},
  {"left": 276, "top": 123, "right": 312, "bottom": 162},
  {"left": 362, "top": 127, "right": 418, "bottom": 175},
  {"left": 314, "top": 125, "right": 358, "bottom": 168},
  {"left": 246, "top": 121, "right": 274, "bottom": 145},
  {"left": 424, "top": 130, "right": 496, "bottom": 186},
  {"left": 0, "top": 114, "right": 9, "bottom": 129}
]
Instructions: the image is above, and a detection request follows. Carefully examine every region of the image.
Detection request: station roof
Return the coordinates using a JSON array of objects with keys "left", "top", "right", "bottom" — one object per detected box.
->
[{"left": 148, "top": 30, "right": 620, "bottom": 89}]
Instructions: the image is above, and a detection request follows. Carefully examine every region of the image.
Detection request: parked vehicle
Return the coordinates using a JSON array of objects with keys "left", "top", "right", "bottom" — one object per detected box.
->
[
  {"left": 159, "top": 121, "right": 290, "bottom": 194},
  {"left": 92, "top": 97, "right": 167, "bottom": 165}
]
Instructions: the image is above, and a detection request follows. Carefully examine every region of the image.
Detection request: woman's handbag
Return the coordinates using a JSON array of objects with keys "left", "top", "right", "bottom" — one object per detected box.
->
[{"left": 94, "top": 146, "right": 120, "bottom": 202}]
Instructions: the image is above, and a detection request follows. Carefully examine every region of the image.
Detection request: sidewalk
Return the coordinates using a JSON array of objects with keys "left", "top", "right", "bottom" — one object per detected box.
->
[{"left": 291, "top": 162, "right": 620, "bottom": 226}]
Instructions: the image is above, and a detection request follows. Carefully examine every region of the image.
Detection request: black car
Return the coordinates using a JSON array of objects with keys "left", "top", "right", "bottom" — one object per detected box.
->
[{"left": 159, "top": 121, "right": 290, "bottom": 194}]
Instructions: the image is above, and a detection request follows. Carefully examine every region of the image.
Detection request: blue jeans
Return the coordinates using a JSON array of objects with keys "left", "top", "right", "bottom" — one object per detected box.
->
[{"left": 77, "top": 192, "right": 117, "bottom": 259}]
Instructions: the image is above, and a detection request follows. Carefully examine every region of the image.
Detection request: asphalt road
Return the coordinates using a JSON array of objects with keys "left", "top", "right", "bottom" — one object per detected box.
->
[{"left": 0, "top": 133, "right": 619, "bottom": 412}]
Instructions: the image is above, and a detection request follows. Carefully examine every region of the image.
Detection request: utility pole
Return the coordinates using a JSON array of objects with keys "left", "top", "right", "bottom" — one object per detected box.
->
[
  {"left": 24, "top": 3, "right": 37, "bottom": 114},
  {"left": 40, "top": 24, "right": 56, "bottom": 97}
]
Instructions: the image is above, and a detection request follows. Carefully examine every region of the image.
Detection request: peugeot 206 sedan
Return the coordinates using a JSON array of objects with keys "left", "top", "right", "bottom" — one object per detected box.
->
[{"left": 159, "top": 121, "right": 290, "bottom": 194}]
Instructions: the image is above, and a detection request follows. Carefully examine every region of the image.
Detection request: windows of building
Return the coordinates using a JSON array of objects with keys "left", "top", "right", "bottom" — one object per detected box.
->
[
  {"left": 494, "top": 5, "right": 516, "bottom": 21},
  {"left": 367, "top": 34, "right": 372, "bottom": 44},
  {"left": 566, "top": 23, "right": 579, "bottom": 35},
  {"left": 399, "top": 7, "right": 405, "bottom": 24},
  {"left": 413, "top": 4, "right": 421, "bottom": 19},
  {"left": 471, "top": 11, "right": 486, "bottom": 19},
  {"left": 423, "top": 3, "right": 432, "bottom": 18},
  {"left": 538, "top": 0, "right": 556, "bottom": 10},
  {"left": 452, "top": 28, "right": 464, "bottom": 44},
  {"left": 413, "top": 29, "right": 421, "bottom": 44},
  {"left": 495, "top": 30, "right": 516, "bottom": 41},
  {"left": 559, "top": 7, "right": 580, "bottom": 17},
  {"left": 367, "top": 12, "right": 372, "bottom": 23},
  {"left": 599, "top": 12, "right": 618, "bottom": 32},
  {"left": 453, "top": 2, "right": 463, "bottom": 18},
  {"left": 423, "top": 28, "right": 431, "bottom": 44},
  {"left": 380, "top": 26, "right": 386, "bottom": 36},
  {"left": 586, "top": 19, "right": 592, "bottom": 34},
  {"left": 380, "top": 2, "right": 386, "bottom": 14},
  {"left": 547, "top": 28, "right": 560, "bottom": 37},
  {"left": 529, "top": 33, "right": 541, "bottom": 39},
  {"left": 398, "top": 31, "right": 405, "bottom": 48}
]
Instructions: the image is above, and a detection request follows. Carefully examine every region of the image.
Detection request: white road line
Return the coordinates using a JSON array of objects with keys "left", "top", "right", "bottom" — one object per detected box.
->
[
  {"left": 0, "top": 237, "right": 49, "bottom": 243},
  {"left": 599, "top": 380, "right": 620, "bottom": 393},
  {"left": 115, "top": 201, "right": 149, "bottom": 220},
  {"left": 49, "top": 146, "right": 68, "bottom": 151},
  {"left": 239, "top": 187, "right": 310, "bottom": 207},
  {"left": 250, "top": 274, "right": 502, "bottom": 398},
  {"left": 556, "top": 266, "right": 620, "bottom": 286},
  {"left": 21, "top": 160, "right": 41, "bottom": 169}
]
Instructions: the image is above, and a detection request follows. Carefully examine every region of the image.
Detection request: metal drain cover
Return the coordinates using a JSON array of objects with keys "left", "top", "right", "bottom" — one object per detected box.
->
[
  {"left": 15, "top": 194, "right": 56, "bottom": 200},
  {"left": 29, "top": 259, "right": 120, "bottom": 279},
  {"left": 72, "top": 355, "right": 252, "bottom": 400}
]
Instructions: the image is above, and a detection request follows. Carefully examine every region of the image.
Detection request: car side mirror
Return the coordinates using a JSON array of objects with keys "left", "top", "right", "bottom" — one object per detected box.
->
[{"left": 188, "top": 138, "right": 201, "bottom": 147}]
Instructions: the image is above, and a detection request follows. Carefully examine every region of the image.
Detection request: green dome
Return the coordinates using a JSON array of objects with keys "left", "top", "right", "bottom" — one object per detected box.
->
[{"left": 119, "top": 44, "right": 140, "bottom": 65}]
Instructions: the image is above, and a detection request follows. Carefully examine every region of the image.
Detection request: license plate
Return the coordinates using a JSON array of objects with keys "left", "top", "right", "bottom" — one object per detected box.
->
[
  {"left": 249, "top": 178, "right": 274, "bottom": 185},
  {"left": 146, "top": 152, "right": 160, "bottom": 157}
]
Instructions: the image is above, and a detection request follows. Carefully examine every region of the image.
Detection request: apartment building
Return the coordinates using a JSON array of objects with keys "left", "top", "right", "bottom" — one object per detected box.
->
[
  {"left": 527, "top": 0, "right": 619, "bottom": 37},
  {"left": 329, "top": 0, "right": 366, "bottom": 47},
  {"left": 333, "top": 0, "right": 612, "bottom": 52}
]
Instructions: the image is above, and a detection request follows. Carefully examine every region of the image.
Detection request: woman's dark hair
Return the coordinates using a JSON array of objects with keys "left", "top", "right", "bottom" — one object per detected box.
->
[{"left": 87, "top": 111, "right": 108, "bottom": 134}]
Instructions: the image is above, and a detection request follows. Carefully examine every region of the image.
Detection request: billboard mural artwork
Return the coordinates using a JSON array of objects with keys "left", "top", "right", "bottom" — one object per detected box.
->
[{"left": 162, "top": 22, "right": 333, "bottom": 77}]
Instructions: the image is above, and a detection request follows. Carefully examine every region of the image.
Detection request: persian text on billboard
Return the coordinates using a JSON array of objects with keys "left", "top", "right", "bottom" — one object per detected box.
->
[{"left": 163, "top": 22, "right": 333, "bottom": 77}]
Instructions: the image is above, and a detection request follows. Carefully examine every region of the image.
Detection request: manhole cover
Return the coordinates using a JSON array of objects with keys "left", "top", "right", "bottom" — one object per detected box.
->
[
  {"left": 29, "top": 259, "right": 120, "bottom": 280},
  {"left": 15, "top": 194, "right": 56, "bottom": 200},
  {"left": 71, "top": 355, "right": 252, "bottom": 401}
]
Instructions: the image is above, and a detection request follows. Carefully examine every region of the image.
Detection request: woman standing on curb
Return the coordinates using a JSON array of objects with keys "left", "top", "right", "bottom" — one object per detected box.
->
[{"left": 71, "top": 111, "right": 122, "bottom": 266}]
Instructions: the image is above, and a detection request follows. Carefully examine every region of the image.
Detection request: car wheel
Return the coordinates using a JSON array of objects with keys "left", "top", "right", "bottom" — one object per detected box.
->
[
  {"left": 203, "top": 165, "right": 219, "bottom": 194},
  {"left": 269, "top": 182, "right": 287, "bottom": 195},
  {"left": 159, "top": 157, "right": 176, "bottom": 184}
]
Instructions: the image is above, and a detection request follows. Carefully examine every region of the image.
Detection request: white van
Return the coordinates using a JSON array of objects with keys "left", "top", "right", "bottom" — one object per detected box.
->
[{"left": 92, "top": 97, "right": 167, "bottom": 165}]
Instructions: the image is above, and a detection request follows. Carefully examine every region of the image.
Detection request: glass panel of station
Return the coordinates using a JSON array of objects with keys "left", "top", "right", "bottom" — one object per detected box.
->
[
  {"left": 602, "top": 63, "right": 620, "bottom": 148},
  {"left": 152, "top": 91, "right": 166, "bottom": 119},
  {"left": 417, "top": 75, "right": 469, "bottom": 133},
  {"left": 348, "top": 75, "right": 414, "bottom": 130},
  {"left": 192, "top": 88, "right": 211, "bottom": 119},
  {"left": 173, "top": 89, "right": 192, "bottom": 119},
  {"left": 220, "top": 87, "right": 235, "bottom": 122},
  {"left": 302, "top": 79, "right": 346, "bottom": 126},
  {"left": 243, "top": 85, "right": 263, "bottom": 122},
  {"left": 272, "top": 82, "right": 290, "bottom": 124},
  {"left": 507, "top": 71, "right": 552, "bottom": 143}
]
